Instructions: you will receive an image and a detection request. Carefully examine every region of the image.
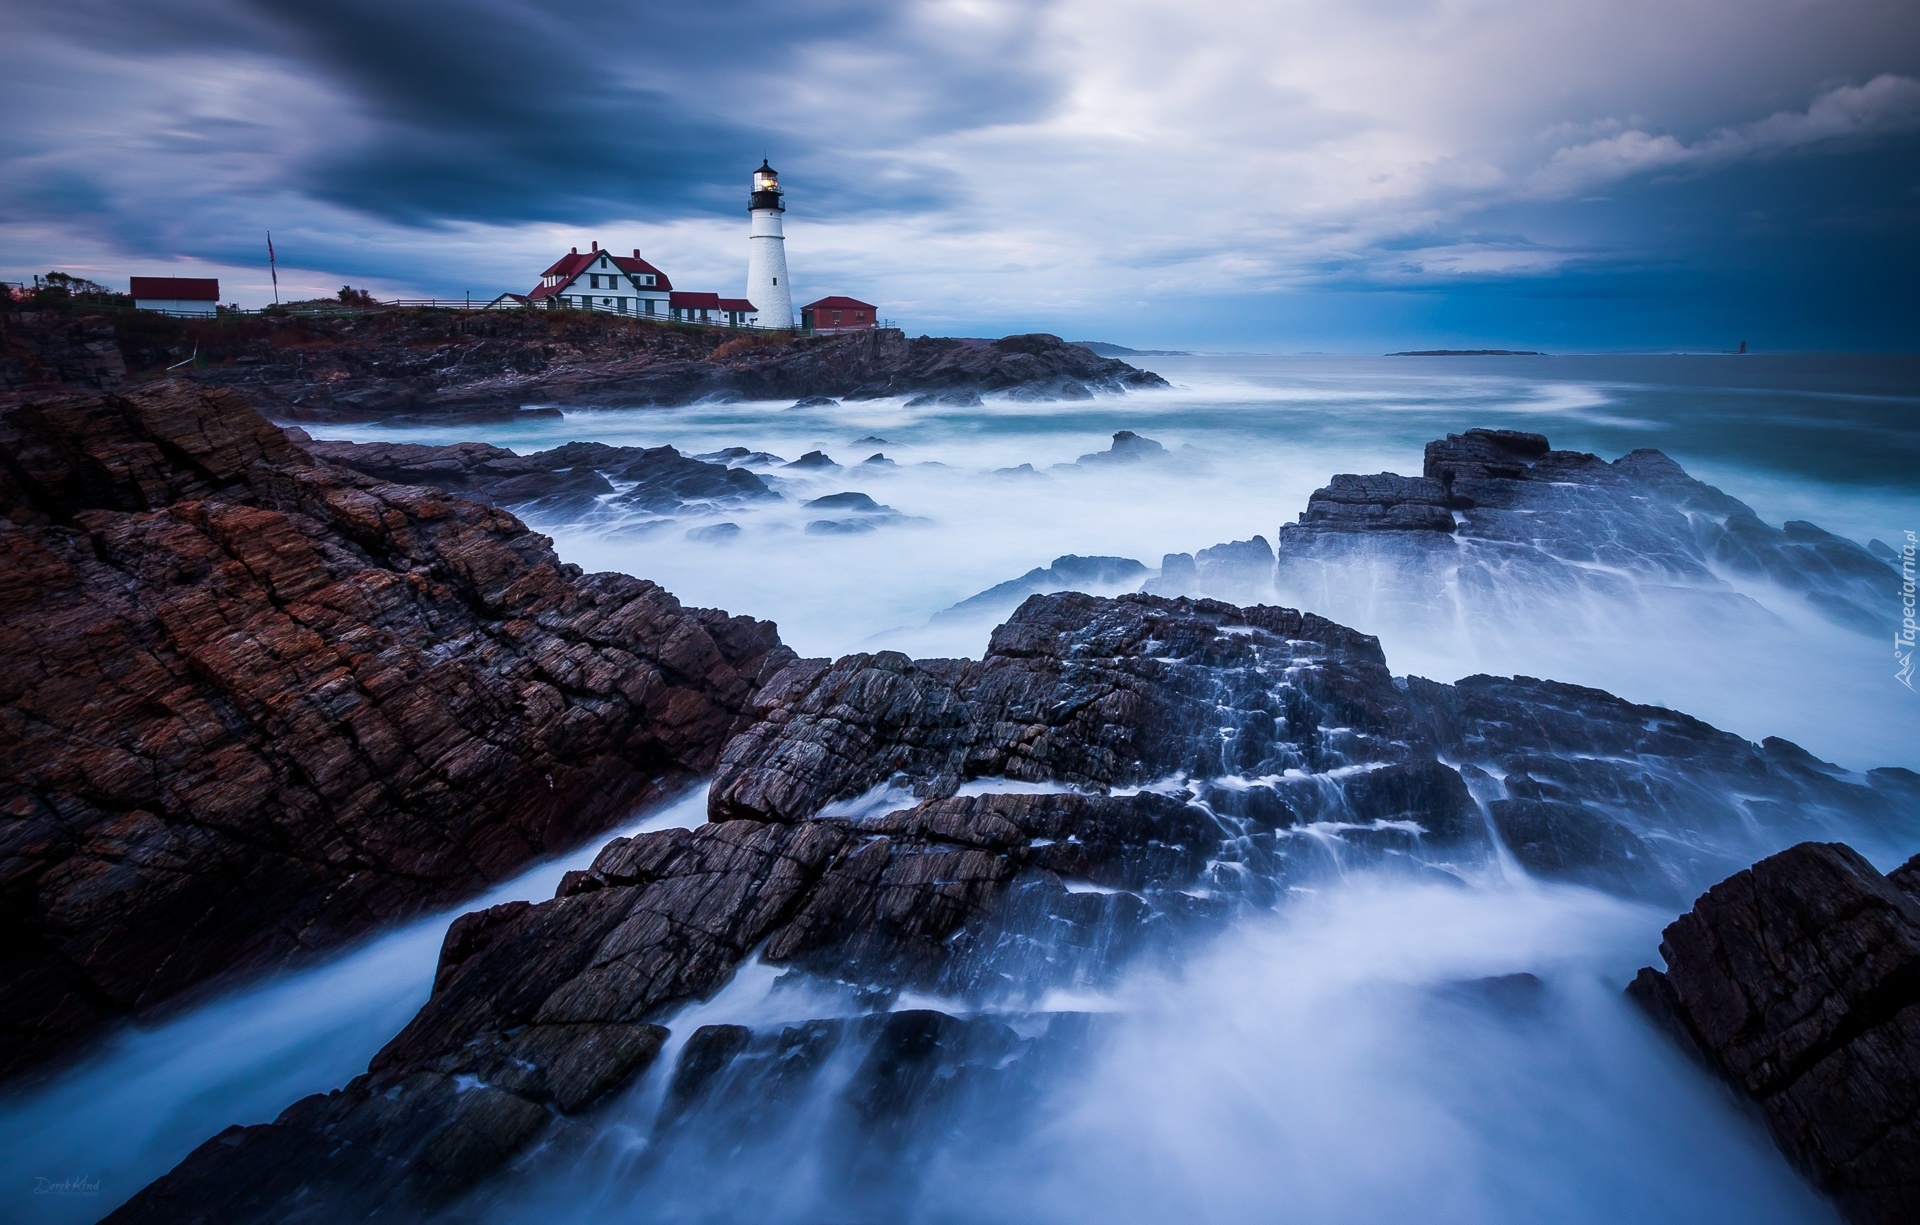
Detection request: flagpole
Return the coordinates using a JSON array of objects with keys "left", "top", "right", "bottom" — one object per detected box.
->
[{"left": 267, "top": 231, "right": 280, "bottom": 305}]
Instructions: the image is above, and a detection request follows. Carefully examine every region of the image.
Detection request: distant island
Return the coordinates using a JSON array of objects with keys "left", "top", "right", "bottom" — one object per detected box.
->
[
  {"left": 1071, "top": 340, "right": 1194, "bottom": 357},
  {"left": 1387, "top": 349, "right": 1546, "bottom": 356}
]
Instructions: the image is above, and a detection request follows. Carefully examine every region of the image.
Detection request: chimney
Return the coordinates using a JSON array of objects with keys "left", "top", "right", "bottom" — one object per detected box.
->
[
  {"left": 632, "top": 249, "right": 641, "bottom": 259},
  {"left": 570, "top": 246, "right": 578, "bottom": 254},
  {"left": 591, "top": 240, "right": 599, "bottom": 252}
]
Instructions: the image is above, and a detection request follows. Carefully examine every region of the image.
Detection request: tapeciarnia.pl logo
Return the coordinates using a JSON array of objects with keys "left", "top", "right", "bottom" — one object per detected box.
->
[{"left": 1898, "top": 529, "right": 1916, "bottom": 691}]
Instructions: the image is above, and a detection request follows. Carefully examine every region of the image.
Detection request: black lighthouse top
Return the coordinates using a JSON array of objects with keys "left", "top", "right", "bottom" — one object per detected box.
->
[{"left": 750, "top": 160, "right": 784, "bottom": 212}]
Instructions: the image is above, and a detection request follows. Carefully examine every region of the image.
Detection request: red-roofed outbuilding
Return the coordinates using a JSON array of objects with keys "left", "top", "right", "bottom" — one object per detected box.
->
[
  {"left": 130, "top": 277, "right": 220, "bottom": 316},
  {"left": 800, "top": 296, "right": 876, "bottom": 333}
]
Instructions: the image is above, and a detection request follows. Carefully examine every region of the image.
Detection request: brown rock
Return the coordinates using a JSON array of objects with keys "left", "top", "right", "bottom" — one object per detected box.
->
[
  {"left": 0, "top": 380, "right": 790, "bottom": 1079},
  {"left": 1629, "top": 842, "right": 1920, "bottom": 1224}
]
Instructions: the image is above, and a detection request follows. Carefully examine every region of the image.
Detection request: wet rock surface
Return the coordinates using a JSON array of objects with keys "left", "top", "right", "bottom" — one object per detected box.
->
[
  {"left": 2, "top": 309, "right": 1167, "bottom": 420},
  {"left": 709, "top": 331, "right": 1165, "bottom": 406},
  {"left": 108, "top": 588, "right": 1920, "bottom": 1221},
  {"left": 1629, "top": 842, "right": 1920, "bottom": 1225},
  {"left": 1278, "top": 427, "right": 1897, "bottom": 633},
  {"left": 299, "top": 433, "right": 775, "bottom": 518},
  {"left": 934, "top": 553, "right": 1149, "bottom": 622},
  {"left": 0, "top": 380, "right": 791, "bottom": 1080}
]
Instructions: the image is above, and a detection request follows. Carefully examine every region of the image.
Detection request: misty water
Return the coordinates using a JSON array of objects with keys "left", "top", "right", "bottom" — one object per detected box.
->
[{"left": 7, "top": 353, "right": 1917, "bottom": 1222}]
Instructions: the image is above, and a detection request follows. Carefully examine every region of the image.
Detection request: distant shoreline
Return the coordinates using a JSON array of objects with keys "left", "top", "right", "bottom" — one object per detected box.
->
[{"left": 1387, "top": 349, "right": 1546, "bottom": 356}]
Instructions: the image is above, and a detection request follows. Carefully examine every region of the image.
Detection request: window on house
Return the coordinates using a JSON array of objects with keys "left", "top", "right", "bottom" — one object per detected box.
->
[{"left": 771, "top": 277, "right": 777, "bottom": 285}]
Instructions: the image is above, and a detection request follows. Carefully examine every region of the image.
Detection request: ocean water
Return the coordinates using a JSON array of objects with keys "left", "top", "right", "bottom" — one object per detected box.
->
[
  {"left": 333, "top": 352, "right": 1920, "bottom": 769},
  {"left": 6, "top": 352, "right": 1916, "bottom": 1222}
]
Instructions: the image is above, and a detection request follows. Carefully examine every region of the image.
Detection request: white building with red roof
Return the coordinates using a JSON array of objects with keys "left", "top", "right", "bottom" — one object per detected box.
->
[
  {"left": 526, "top": 242, "right": 676, "bottom": 317},
  {"left": 130, "top": 276, "right": 220, "bottom": 316},
  {"left": 520, "top": 241, "right": 758, "bottom": 326}
]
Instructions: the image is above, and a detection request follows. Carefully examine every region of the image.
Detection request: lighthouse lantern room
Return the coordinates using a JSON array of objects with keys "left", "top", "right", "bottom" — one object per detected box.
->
[{"left": 745, "top": 160, "right": 794, "bottom": 328}]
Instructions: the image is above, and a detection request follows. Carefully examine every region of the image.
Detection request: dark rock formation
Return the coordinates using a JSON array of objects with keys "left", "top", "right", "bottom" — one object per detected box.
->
[
  {"left": 107, "top": 788, "right": 1204, "bottom": 1222},
  {"left": 109, "top": 590, "right": 1920, "bottom": 1221},
  {"left": 1629, "top": 842, "right": 1920, "bottom": 1225},
  {"left": 1071, "top": 429, "right": 1167, "bottom": 466},
  {"left": 2, "top": 309, "right": 1166, "bottom": 420},
  {"left": 1146, "top": 535, "right": 1277, "bottom": 601},
  {"left": 1410, "top": 675, "right": 1918, "bottom": 897},
  {"left": 1277, "top": 428, "right": 1897, "bottom": 634},
  {"left": 0, "top": 381, "right": 790, "bottom": 1080},
  {"left": 0, "top": 310, "right": 126, "bottom": 394},
  {"left": 802, "top": 490, "right": 910, "bottom": 535},
  {"left": 217, "top": 323, "right": 1163, "bottom": 419},
  {"left": 710, "top": 331, "right": 1162, "bottom": 406},
  {"left": 933, "top": 554, "right": 1149, "bottom": 623},
  {"left": 299, "top": 434, "right": 774, "bottom": 518}
]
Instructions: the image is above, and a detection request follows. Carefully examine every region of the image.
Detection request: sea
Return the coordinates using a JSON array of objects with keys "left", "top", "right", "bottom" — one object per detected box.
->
[{"left": 4, "top": 352, "right": 1916, "bottom": 1223}]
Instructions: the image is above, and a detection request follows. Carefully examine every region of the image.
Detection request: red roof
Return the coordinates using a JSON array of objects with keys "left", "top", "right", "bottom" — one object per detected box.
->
[
  {"left": 715, "top": 298, "right": 756, "bottom": 312},
  {"left": 529, "top": 246, "right": 671, "bottom": 300},
  {"left": 670, "top": 291, "right": 721, "bottom": 309},
  {"left": 130, "top": 276, "right": 219, "bottom": 300},
  {"left": 802, "top": 295, "right": 874, "bottom": 312},
  {"left": 610, "top": 254, "right": 669, "bottom": 288}
]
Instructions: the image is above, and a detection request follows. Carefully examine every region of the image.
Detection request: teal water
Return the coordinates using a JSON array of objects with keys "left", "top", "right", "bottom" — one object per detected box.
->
[
  {"left": 5, "top": 353, "right": 1911, "bottom": 1225},
  {"left": 326, "top": 352, "right": 1920, "bottom": 770}
]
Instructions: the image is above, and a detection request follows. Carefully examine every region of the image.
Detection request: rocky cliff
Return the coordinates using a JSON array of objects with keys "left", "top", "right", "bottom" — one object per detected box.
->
[
  {"left": 108, "top": 591, "right": 1920, "bottom": 1222},
  {"left": 1630, "top": 842, "right": 1920, "bottom": 1225},
  {"left": 0, "top": 305, "right": 1166, "bottom": 421},
  {"left": 1277, "top": 426, "right": 1898, "bottom": 635},
  {"left": 0, "top": 380, "right": 791, "bottom": 1080}
]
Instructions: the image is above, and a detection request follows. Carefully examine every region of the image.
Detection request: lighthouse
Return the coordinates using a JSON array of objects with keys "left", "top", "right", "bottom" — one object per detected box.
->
[{"left": 745, "top": 160, "right": 793, "bottom": 329}]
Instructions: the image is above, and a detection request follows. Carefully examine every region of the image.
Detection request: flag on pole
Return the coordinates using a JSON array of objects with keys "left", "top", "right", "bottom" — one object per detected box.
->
[{"left": 267, "top": 231, "right": 280, "bottom": 305}]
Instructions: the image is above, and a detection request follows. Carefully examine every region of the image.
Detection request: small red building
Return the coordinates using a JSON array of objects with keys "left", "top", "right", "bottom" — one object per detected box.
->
[
  {"left": 801, "top": 296, "right": 877, "bottom": 333},
  {"left": 130, "top": 277, "right": 220, "bottom": 316}
]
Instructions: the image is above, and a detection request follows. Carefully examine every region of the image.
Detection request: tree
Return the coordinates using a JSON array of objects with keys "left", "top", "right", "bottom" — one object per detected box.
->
[{"left": 337, "top": 285, "right": 378, "bottom": 306}]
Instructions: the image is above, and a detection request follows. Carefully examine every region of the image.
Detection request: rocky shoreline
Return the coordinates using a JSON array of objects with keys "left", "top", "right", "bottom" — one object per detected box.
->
[
  {"left": 0, "top": 381, "right": 790, "bottom": 1079},
  {"left": 3, "top": 380, "right": 1915, "bottom": 1223},
  {"left": 1631, "top": 842, "right": 1920, "bottom": 1225},
  {"left": 102, "top": 575, "right": 1919, "bottom": 1219},
  {"left": 2, "top": 306, "right": 1167, "bottom": 421}
]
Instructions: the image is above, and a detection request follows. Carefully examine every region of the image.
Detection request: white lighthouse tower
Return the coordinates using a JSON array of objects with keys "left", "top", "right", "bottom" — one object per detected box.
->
[{"left": 745, "top": 160, "right": 793, "bottom": 329}]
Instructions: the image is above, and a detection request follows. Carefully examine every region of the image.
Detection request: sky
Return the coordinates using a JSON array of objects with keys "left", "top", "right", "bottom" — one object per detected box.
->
[{"left": 3, "top": 0, "right": 1917, "bottom": 352}]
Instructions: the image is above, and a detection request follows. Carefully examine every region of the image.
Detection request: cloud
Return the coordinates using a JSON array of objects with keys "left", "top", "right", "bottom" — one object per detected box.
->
[
  {"left": 1532, "top": 74, "right": 1920, "bottom": 198},
  {"left": 1, "top": 0, "right": 1916, "bottom": 347}
]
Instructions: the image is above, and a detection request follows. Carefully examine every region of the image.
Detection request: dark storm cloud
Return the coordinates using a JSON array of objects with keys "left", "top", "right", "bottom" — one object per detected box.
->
[{"left": 4, "top": 0, "right": 1062, "bottom": 231}]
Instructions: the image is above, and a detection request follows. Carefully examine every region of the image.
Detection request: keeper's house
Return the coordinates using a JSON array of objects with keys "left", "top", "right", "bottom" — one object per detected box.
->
[
  {"left": 800, "top": 296, "right": 876, "bottom": 333},
  {"left": 131, "top": 277, "right": 220, "bottom": 316},
  {"left": 524, "top": 242, "right": 755, "bottom": 325}
]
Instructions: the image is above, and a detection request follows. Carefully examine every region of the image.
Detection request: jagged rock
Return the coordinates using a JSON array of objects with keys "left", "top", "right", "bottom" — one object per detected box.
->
[
  {"left": 801, "top": 490, "right": 909, "bottom": 536},
  {"left": 1629, "top": 842, "right": 1920, "bottom": 1225},
  {"left": 0, "top": 310, "right": 126, "bottom": 394},
  {"left": 933, "top": 554, "right": 1149, "bottom": 622},
  {"left": 1277, "top": 428, "right": 1896, "bottom": 634},
  {"left": 715, "top": 593, "right": 1443, "bottom": 830},
  {"left": 784, "top": 450, "right": 837, "bottom": 469},
  {"left": 1410, "top": 675, "right": 1918, "bottom": 897},
  {"left": 716, "top": 331, "right": 1163, "bottom": 404},
  {"left": 112, "top": 590, "right": 1920, "bottom": 1220},
  {"left": 2, "top": 309, "right": 1165, "bottom": 420},
  {"left": 1297, "top": 472, "right": 1455, "bottom": 533},
  {"left": 1071, "top": 429, "right": 1166, "bottom": 466},
  {"left": 0, "top": 380, "right": 790, "bottom": 1080},
  {"left": 301, "top": 435, "right": 773, "bottom": 518},
  {"left": 904, "top": 389, "right": 984, "bottom": 408}
]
